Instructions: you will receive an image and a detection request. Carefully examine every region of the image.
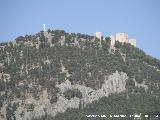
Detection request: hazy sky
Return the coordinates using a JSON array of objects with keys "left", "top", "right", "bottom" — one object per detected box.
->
[{"left": 0, "top": 0, "right": 160, "bottom": 59}]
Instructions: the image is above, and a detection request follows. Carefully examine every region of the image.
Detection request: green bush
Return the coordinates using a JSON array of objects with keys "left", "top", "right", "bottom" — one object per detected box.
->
[
  {"left": 125, "top": 78, "right": 135, "bottom": 89},
  {"left": 64, "top": 89, "right": 82, "bottom": 100},
  {"left": 135, "top": 74, "right": 143, "bottom": 83}
]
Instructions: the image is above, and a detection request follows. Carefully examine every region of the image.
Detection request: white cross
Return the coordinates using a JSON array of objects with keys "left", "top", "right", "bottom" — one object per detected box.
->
[{"left": 43, "top": 24, "right": 46, "bottom": 31}]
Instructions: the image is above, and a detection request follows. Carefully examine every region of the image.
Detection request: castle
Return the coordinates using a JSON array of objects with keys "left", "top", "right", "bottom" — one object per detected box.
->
[
  {"left": 95, "top": 32, "right": 102, "bottom": 40},
  {"left": 95, "top": 32, "right": 136, "bottom": 47}
]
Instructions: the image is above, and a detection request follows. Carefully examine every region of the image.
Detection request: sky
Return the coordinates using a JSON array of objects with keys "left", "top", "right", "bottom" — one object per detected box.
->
[{"left": 0, "top": 0, "right": 160, "bottom": 59}]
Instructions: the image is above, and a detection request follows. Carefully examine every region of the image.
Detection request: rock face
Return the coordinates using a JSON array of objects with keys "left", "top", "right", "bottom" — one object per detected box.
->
[
  {"left": 73, "top": 71, "right": 128, "bottom": 105},
  {"left": 102, "top": 71, "right": 127, "bottom": 94},
  {"left": 0, "top": 71, "right": 128, "bottom": 120},
  {"left": 56, "top": 80, "right": 72, "bottom": 93},
  {"left": 44, "top": 31, "right": 53, "bottom": 45},
  {"left": 46, "top": 96, "right": 80, "bottom": 116},
  {"left": 53, "top": 71, "right": 128, "bottom": 112}
]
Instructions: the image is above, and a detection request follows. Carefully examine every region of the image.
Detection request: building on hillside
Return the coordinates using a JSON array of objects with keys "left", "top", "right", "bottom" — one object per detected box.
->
[
  {"left": 95, "top": 32, "right": 102, "bottom": 40},
  {"left": 129, "top": 38, "right": 136, "bottom": 47},
  {"left": 110, "top": 35, "right": 115, "bottom": 47},
  {"left": 110, "top": 32, "right": 136, "bottom": 47},
  {"left": 115, "top": 32, "right": 129, "bottom": 43},
  {"left": 95, "top": 32, "right": 102, "bottom": 47}
]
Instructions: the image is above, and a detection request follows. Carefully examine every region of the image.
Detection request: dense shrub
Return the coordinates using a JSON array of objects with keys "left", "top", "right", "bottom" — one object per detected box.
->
[{"left": 63, "top": 89, "right": 82, "bottom": 100}]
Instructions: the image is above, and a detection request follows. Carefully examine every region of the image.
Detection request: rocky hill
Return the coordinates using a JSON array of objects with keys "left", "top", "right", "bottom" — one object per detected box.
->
[{"left": 0, "top": 29, "right": 160, "bottom": 120}]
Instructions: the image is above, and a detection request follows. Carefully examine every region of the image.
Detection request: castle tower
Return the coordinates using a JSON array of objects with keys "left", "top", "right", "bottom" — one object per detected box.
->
[
  {"left": 115, "top": 32, "right": 128, "bottom": 43},
  {"left": 95, "top": 32, "right": 102, "bottom": 40},
  {"left": 95, "top": 32, "right": 102, "bottom": 47},
  {"left": 110, "top": 35, "right": 115, "bottom": 47},
  {"left": 109, "top": 32, "right": 137, "bottom": 47}
]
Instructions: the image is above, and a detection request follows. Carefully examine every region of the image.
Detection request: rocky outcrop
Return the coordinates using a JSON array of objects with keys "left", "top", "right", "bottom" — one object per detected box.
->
[
  {"left": 133, "top": 79, "right": 148, "bottom": 91},
  {"left": 56, "top": 80, "right": 72, "bottom": 93},
  {"left": 44, "top": 31, "right": 53, "bottom": 45},
  {"left": 0, "top": 71, "right": 128, "bottom": 120},
  {"left": 102, "top": 71, "right": 127, "bottom": 94},
  {"left": 72, "top": 71, "right": 128, "bottom": 105},
  {"left": 54, "top": 71, "right": 128, "bottom": 111}
]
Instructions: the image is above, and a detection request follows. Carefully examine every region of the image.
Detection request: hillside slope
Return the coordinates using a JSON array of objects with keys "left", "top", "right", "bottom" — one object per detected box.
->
[{"left": 0, "top": 29, "right": 160, "bottom": 120}]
